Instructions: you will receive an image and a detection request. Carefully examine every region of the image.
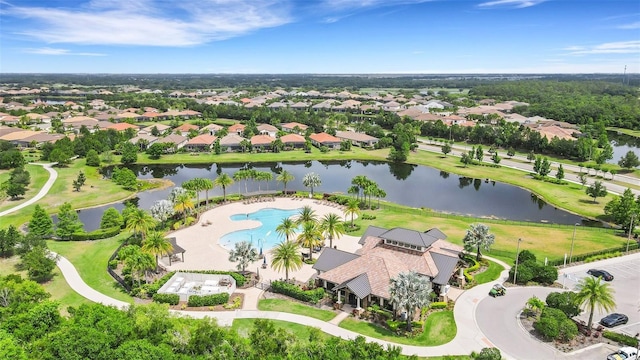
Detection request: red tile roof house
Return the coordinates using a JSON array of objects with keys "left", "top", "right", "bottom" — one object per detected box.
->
[
  {"left": 185, "top": 134, "right": 217, "bottom": 152},
  {"left": 335, "top": 131, "right": 378, "bottom": 148},
  {"left": 107, "top": 122, "right": 139, "bottom": 132},
  {"left": 250, "top": 135, "right": 274, "bottom": 151},
  {"left": 228, "top": 123, "right": 246, "bottom": 136},
  {"left": 309, "top": 132, "right": 341, "bottom": 150},
  {"left": 280, "top": 122, "right": 308, "bottom": 134},
  {"left": 279, "top": 133, "right": 306, "bottom": 149},
  {"left": 174, "top": 123, "right": 200, "bottom": 136},
  {"left": 313, "top": 226, "right": 463, "bottom": 311}
]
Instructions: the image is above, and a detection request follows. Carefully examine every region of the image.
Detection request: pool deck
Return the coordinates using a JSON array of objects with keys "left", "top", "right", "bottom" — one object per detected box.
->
[{"left": 161, "top": 197, "right": 362, "bottom": 283}]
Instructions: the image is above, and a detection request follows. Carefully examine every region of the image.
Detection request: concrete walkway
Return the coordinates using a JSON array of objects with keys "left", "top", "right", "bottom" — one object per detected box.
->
[{"left": 0, "top": 163, "right": 58, "bottom": 217}]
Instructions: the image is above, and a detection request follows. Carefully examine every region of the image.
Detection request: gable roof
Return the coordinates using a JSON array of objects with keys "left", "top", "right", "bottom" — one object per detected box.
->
[
  {"left": 175, "top": 123, "right": 199, "bottom": 132},
  {"left": 358, "top": 225, "right": 387, "bottom": 245},
  {"left": 378, "top": 227, "right": 440, "bottom": 248},
  {"left": 219, "top": 133, "right": 245, "bottom": 146},
  {"left": 159, "top": 134, "right": 188, "bottom": 145},
  {"left": 313, "top": 248, "right": 360, "bottom": 272},
  {"left": 333, "top": 273, "right": 372, "bottom": 299},
  {"left": 187, "top": 134, "right": 217, "bottom": 145},
  {"left": 280, "top": 133, "right": 306, "bottom": 143}
]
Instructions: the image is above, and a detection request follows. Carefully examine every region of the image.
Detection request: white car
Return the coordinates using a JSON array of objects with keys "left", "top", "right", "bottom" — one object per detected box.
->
[{"left": 607, "top": 347, "right": 638, "bottom": 360}]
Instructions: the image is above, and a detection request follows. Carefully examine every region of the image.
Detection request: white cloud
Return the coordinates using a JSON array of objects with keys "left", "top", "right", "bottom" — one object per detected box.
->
[
  {"left": 564, "top": 40, "right": 640, "bottom": 55},
  {"left": 320, "top": 0, "right": 431, "bottom": 10},
  {"left": 617, "top": 22, "right": 640, "bottom": 30},
  {"left": 4, "top": 0, "right": 291, "bottom": 46},
  {"left": 23, "top": 47, "right": 106, "bottom": 56},
  {"left": 477, "top": 0, "right": 546, "bottom": 9}
]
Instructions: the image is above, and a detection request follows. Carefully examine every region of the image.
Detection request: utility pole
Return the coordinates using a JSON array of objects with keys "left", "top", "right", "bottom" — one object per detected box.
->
[
  {"left": 626, "top": 213, "right": 636, "bottom": 253},
  {"left": 569, "top": 223, "right": 580, "bottom": 264},
  {"left": 513, "top": 238, "right": 522, "bottom": 285}
]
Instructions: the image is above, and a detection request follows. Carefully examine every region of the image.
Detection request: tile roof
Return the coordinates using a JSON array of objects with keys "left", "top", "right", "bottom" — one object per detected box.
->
[
  {"left": 279, "top": 134, "right": 306, "bottom": 143},
  {"left": 107, "top": 122, "right": 139, "bottom": 131},
  {"left": 250, "top": 135, "right": 274, "bottom": 146},
  {"left": 335, "top": 131, "right": 378, "bottom": 142},
  {"left": 187, "top": 134, "right": 217, "bottom": 145},
  {"left": 281, "top": 122, "right": 308, "bottom": 130},
  {"left": 309, "top": 132, "right": 341, "bottom": 144}
]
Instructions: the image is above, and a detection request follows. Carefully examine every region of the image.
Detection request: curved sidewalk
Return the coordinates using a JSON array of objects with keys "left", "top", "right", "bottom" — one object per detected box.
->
[
  {"left": 0, "top": 163, "right": 58, "bottom": 217},
  {"left": 54, "top": 252, "right": 502, "bottom": 357}
]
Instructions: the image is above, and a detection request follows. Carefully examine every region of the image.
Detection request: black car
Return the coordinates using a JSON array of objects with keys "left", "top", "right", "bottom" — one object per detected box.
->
[
  {"left": 587, "top": 269, "right": 614, "bottom": 281},
  {"left": 600, "top": 313, "right": 629, "bottom": 328}
]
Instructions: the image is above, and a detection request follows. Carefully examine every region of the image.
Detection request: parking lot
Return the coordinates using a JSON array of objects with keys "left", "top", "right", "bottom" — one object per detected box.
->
[{"left": 560, "top": 257, "right": 640, "bottom": 337}]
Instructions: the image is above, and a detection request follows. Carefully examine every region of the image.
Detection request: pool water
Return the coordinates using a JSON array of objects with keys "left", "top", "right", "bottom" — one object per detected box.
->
[{"left": 220, "top": 208, "right": 302, "bottom": 250}]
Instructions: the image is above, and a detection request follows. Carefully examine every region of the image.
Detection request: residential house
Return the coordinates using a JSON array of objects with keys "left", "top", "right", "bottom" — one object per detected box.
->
[
  {"left": 313, "top": 226, "right": 462, "bottom": 310},
  {"left": 250, "top": 135, "right": 273, "bottom": 151},
  {"left": 107, "top": 122, "right": 139, "bottom": 132},
  {"left": 335, "top": 131, "right": 378, "bottom": 148},
  {"left": 157, "top": 134, "right": 188, "bottom": 152},
  {"left": 128, "top": 134, "right": 158, "bottom": 150},
  {"left": 203, "top": 123, "right": 223, "bottom": 136},
  {"left": 228, "top": 123, "right": 246, "bottom": 136},
  {"left": 279, "top": 133, "right": 306, "bottom": 149},
  {"left": 140, "top": 123, "right": 171, "bottom": 135},
  {"left": 174, "top": 123, "right": 200, "bottom": 136},
  {"left": 257, "top": 123, "right": 278, "bottom": 137},
  {"left": 280, "top": 122, "right": 308, "bottom": 134},
  {"left": 185, "top": 134, "right": 217, "bottom": 152},
  {"left": 219, "top": 134, "right": 246, "bottom": 152},
  {"left": 309, "top": 132, "right": 341, "bottom": 150}
]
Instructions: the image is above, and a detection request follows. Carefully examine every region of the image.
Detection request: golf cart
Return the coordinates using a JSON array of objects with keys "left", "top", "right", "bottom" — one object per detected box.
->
[{"left": 489, "top": 284, "right": 506, "bottom": 297}]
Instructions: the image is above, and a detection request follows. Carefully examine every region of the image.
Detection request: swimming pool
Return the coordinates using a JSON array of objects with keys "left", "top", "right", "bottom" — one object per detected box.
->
[{"left": 220, "top": 208, "right": 302, "bottom": 250}]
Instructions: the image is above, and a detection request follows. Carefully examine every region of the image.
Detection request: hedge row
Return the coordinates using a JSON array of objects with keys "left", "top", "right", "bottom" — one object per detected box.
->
[
  {"left": 152, "top": 293, "right": 179, "bottom": 305},
  {"left": 187, "top": 293, "right": 230, "bottom": 307},
  {"left": 271, "top": 280, "right": 326, "bottom": 304},
  {"left": 463, "top": 257, "right": 479, "bottom": 283},
  {"left": 69, "top": 226, "right": 121, "bottom": 241},
  {"left": 430, "top": 302, "right": 447, "bottom": 310},
  {"left": 603, "top": 330, "right": 638, "bottom": 347},
  {"left": 548, "top": 242, "right": 640, "bottom": 266}
]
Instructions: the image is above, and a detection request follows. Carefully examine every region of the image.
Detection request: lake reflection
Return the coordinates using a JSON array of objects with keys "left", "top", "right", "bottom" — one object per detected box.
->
[{"left": 77, "top": 160, "right": 585, "bottom": 231}]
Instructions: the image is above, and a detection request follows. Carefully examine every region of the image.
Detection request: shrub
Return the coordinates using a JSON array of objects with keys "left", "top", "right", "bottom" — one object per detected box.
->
[
  {"left": 344, "top": 223, "right": 361, "bottom": 233},
  {"left": 603, "top": 331, "right": 639, "bottom": 347},
  {"left": 108, "top": 260, "right": 118, "bottom": 270},
  {"left": 430, "top": 302, "right": 448, "bottom": 310},
  {"left": 509, "top": 260, "right": 537, "bottom": 284},
  {"left": 152, "top": 293, "right": 179, "bottom": 305},
  {"left": 70, "top": 226, "right": 121, "bottom": 241},
  {"left": 361, "top": 213, "right": 377, "bottom": 220},
  {"left": 270, "top": 280, "right": 325, "bottom": 303},
  {"left": 473, "top": 347, "right": 502, "bottom": 360},
  {"left": 463, "top": 257, "right": 479, "bottom": 282},
  {"left": 517, "top": 250, "right": 536, "bottom": 264},
  {"left": 546, "top": 292, "right": 580, "bottom": 318},
  {"left": 534, "top": 316, "right": 559, "bottom": 340},
  {"left": 557, "top": 318, "right": 578, "bottom": 342},
  {"left": 535, "top": 265, "right": 558, "bottom": 284},
  {"left": 187, "top": 293, "right": 230, "bottom": 307},
  {"left": 223, "top": 296, "right": 242, "bottom": 309}
]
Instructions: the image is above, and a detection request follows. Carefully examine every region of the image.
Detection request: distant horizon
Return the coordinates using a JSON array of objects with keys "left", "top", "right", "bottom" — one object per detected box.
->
[
  {"left": 1, "top": 72, "right": 638, "bottom": 76},
  {"left": 1, "top": 1, "right": 638, "bottom": 74}
]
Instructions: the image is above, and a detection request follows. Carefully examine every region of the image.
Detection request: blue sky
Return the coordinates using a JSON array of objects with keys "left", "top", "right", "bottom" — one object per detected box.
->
[{"left": 1, "top": 0, "right": 639, "bottom": 74}]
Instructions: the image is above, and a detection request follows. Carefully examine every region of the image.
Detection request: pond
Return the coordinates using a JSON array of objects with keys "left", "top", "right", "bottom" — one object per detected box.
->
[
  {"left": 607, "top": 131, "right": 640, "bottom": 166},
  {"left": 74, "top": 160, "right": 586, "bottom": 231}
]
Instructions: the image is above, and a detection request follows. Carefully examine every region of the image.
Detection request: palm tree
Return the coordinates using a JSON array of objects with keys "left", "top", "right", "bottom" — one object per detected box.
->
[
  {"left": 302, "top": 172, "right": 321, "bottom": 196},
  {"left": 574, "top": 276, "right": 616, "bottom": 331},
  {"left": 277, "top": 170, "right": 295, "bottom": 194},
  {"left": 142, "top": 231, "right": 174, "bottom": 268},
  {"left": 214, "top": 173, "right": 234, "bottom": 201},
  {"left": 296, "top": 221, "right": 323, "bottom": 261},
  {"left": 276, "top": 218, "right": 297, "bottom": 242},
  {"left": 462, "top": 223, "right": 495, "bottom": 261},
  {"left": 389, "top": 271, "right": 432, "bottom": 331},
  {"left": 228, "top": 240, "right": 258, "bottom": 273},
  {"left": 173, "top": 191, "right": 195, "bottom": 219},
  {"left": 271, "top": 240, "right": 303, "bottom": 281},
  {"left": 526, "top": 296, "right": 545, "bottom": 318},
  {"left": 351, "top": 175, "right": 372, "bottom": 202},
  {"left": 183, "top": 178, "right": 208, "bottom": 210},
  {"left": 254, "top": 171, "right": 272, "bottom": 191},
  {"left": 344, "top": 198, "right": 360, "bottom": 227},
  {"left": 375, "top": 188, "right": 387, "bottom": 208},
  {"left": 201, "top": 178, "right": 214, "bottom": 208},
  {"left": 320, "top": 213, "right": 345, "bottom": 248},
  {"left": 120, "top": 245, "right": 155, "bottom": 286},
  {"left": 125, "top": 208, "right": 157, "bottom": 240},
  {"left": 296, "top": 205, "right": 317, "bottom": 225}
]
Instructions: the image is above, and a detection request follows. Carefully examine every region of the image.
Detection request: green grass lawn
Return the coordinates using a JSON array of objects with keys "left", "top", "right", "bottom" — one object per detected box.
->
[
  {"left": 257, "top": 299, "right": 337, "bottom": 321},
  {"left": 47, "top": 234, "right": 133, "bottom": 304},
  {"left": 0, "top": 163, "right": 50, "bottom": 213},
  {"left": 473, "top": 260, "right": 505, "bottom": 285},
  {"left": 606, "top": 127, "right": 640, "bottom": 138},
  {"left": 339, "top": 311, "right": 456, "bottom": 346}
]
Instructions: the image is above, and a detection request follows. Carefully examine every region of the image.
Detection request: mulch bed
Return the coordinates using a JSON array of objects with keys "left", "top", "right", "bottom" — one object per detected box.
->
[
  {"left": 167, "top": 293, "right": 245, "bottom": 312},
  {"left": 519, "top": 313, "right": 612, "bottom": 353}
]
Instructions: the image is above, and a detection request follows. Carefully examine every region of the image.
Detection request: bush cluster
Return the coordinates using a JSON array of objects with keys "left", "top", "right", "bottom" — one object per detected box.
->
[
  {"left": 509, "top": 251, "right": 557, "bottom": 285},
  {"left": 583, "top": 252, "right": 622, "bottom": 263},
  {"left": 361, "top": 213, "right": 377, "bottom": 220},
  {"left": 70, "top": 226, "right": 121, "bottom": 241},
  {"left": 271, "top": 280, "right": 325, "bottom": 303},
  {"left": 429, "top": 302, "right": 448, "bottom": 310},
  {"left": 545, "top": 292, "right": 580, "bottom": 318},
  {"left": 534, "top": 307, "right": 578, "bottom": 342},
  {"left": 187, "top": 293, "right": 230, "bottom": 307},
  {"left": 463, "top": 256, "right": 480, "bottom": 283},
  {"left": 603, "top": 331, "right": 639, "bottom": 347},
  {"left": 152, "top": 293, "right": 179, "bottom": 305}
]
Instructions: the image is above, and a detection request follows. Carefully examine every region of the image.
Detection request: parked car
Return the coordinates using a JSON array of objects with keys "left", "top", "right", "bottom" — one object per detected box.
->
[
  {"left": 600, "top": 313, "right": 629, "bottom": 327},
  {"left": 489, "top": 284, "right": 506, "bottom": 297},
  {"left": 607, "top": 346, "right": 638, "bottom": 360},
  {"left": 587, "top": 269, "right": 614, "bottom": 281}
]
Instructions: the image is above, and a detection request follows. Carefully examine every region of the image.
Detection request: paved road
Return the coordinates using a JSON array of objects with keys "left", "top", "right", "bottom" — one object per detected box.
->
[
  {"left": 0, "top": 163, "right": 57, "bottom": 217},
  {"left": 417, "top": 141, "right": 640, "bottom": 197}
]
